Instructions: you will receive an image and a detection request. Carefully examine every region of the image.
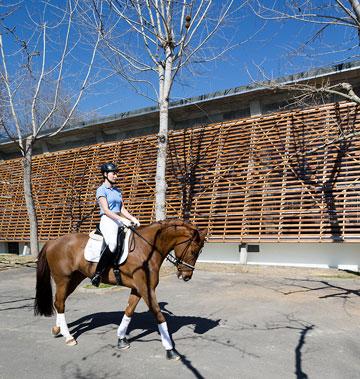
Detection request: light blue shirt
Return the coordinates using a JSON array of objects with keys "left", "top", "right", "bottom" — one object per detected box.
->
[{"left": 96, "top": 183, "right": 123, "bottom": 216}]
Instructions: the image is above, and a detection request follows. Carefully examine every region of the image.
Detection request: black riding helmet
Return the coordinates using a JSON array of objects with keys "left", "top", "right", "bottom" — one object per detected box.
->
[{"left": 100, "top": 162, "right": 119, "bottom": 173}]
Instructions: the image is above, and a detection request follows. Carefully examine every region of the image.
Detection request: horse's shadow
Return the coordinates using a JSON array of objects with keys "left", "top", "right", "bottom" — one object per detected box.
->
[{"left": 68, "top": 302, "right": 220, "bottom": 342}]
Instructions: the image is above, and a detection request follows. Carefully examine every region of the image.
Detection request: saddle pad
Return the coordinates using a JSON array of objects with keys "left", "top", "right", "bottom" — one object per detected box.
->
[{"left": 84, "top": 228, "right": 132, "bottom": 264}]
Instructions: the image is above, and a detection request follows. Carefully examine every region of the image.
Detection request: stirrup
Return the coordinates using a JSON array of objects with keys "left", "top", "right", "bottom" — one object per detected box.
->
[{"left": 91, "top": 274, "right": 101, "bottom": 287}]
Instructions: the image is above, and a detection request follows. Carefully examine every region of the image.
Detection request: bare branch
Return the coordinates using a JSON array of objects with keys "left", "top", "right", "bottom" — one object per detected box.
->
[
  {"left": 0, "top": 33, "right": 24, "bottom": 151},
  {"left": 108, "top": 0, "right": 159, "bottom": 44},
  {"left": 36, "top": 0, "right": 77, "bottom": 134},
  {"left": 249, "top": 1, "right": 355, "bottom": 27},
  {"left": 177, "top": 0, "right": 234, "bottom": 70},
  {"left": 40, "top": 27, "right": 101, "bottom": 138},
  {"left": 134, "top": 1, "right": 159, "bottom": 66},
  {"left": 31, "top": 23, "right": 47, "bottom": 135}
]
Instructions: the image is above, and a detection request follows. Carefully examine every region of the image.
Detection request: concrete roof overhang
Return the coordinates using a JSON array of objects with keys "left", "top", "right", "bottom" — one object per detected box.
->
[{"left": 1, "top": 60, "right": 360, "bottom": 158}]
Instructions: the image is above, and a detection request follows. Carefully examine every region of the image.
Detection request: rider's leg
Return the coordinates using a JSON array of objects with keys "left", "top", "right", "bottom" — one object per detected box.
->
[
  {"left": 114, "top": 226, "right": 126, "bottom": 266},
  {"left": 90, "top": 245, "right": 113, "bottom": 287},
  {"left": 91, "top": 215, "right": 118, "bottom": 287}
]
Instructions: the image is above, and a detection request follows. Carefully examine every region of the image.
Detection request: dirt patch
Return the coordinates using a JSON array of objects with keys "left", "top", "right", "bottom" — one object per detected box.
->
[{"left": 0, "top": 254, "right": 37, "bottom": 271}]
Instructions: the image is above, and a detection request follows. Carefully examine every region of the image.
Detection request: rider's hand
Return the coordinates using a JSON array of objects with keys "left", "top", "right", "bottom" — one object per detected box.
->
[
  {"left": 131, "top": 217, "right": 140, "bottom": 227},
  {"left": 117, "top": 218, "right": 131, "bottom": 228}
]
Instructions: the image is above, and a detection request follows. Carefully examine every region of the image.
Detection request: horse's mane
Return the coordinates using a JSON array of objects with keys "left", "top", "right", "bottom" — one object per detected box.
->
[
  {"left": 155, "top": 219, "right": 198, "bottom": 231},
  {"left": 150, "top": 218, "right": 198, "bottom": 232}
]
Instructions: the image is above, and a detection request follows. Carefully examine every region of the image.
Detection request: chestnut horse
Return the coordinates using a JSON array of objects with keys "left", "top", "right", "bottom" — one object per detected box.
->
[{"left": 34, "top": 219, "right": 207, "bottom": 360}]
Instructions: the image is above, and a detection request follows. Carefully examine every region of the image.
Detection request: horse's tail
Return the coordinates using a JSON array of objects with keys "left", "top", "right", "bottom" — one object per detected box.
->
[{"left": 34, "top": 243, "right": 54, "bottom": 316}]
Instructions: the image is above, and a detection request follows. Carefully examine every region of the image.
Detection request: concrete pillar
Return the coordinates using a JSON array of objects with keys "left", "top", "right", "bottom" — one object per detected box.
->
[
  {"left": 41, "top": 141, "right": 49, "bottom": 153},
  {"left": 168, "top": 117, "right": 175, "bottom": 130},
  {"left": 96, "top": 130, "right": 104, "bottom": 143},
  {"left": 21, "top": 244, "right": 31, "bottom": 256},
  {"left": 0, "top": 242, "right": 7, "bottom": 254},
  {"left": 239, "top": 243, "right": 248, "bottom": 265},
  {"left": 250, "top": 100, "right": 262, "bottom": 116}
]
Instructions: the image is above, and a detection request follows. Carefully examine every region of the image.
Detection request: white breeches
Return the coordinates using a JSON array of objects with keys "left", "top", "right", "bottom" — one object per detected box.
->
[{"left": 100, "top": 215, "right": 122, "bottom": 252}]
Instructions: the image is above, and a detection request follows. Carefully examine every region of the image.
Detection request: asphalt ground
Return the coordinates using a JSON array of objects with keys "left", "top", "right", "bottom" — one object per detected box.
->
[{"left": 1, "top": 262, "right": 360, "bottom": 379}]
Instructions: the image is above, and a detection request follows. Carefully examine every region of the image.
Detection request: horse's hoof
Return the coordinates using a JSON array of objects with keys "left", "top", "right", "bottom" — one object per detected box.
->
[
  {"left": 65, "top": 337, "right": 77, "bottom": 346},
  {"left": 51, "top": 326, "right": 61, "bottom": 337},
  {"left": 166, "top": 349, "right": 180, "bottom": 361},
  {"left": 117, "top": 337, "right": 130, "bottom": 350}
]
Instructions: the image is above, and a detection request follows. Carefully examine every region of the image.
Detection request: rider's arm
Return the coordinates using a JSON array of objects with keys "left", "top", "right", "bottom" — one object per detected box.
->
[
  {"left": 120, "top": 203, "right": 138, "bottom": 224},
  {"left": 98, "top": 197, "right": 124, "bottom": 223}
]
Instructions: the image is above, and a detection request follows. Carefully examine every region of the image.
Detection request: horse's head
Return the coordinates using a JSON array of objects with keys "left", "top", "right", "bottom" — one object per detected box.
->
[{"left": 166, "top": 220, "right": 207, "bottom": 282}]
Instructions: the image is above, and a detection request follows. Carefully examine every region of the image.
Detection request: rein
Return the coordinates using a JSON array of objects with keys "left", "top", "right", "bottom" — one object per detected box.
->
[{"left": 127, "top": 225, "right": 200, "bottom": 271}]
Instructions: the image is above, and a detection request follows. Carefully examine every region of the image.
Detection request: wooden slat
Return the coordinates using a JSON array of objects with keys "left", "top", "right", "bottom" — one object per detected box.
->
[{"left": 0, "top": 101, "right": 360, "bottom": 242}]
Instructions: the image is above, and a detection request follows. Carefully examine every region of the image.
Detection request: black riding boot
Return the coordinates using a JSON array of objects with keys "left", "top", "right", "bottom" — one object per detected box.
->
[
  {"left": 91, "top": 245, "right": 113, "bottom": 287},
  {"left": 113, "top": 227, "right": 125, "bottom": 285},
  {"left": 114, "top": 227, "right": 126, "bottom": 266}
]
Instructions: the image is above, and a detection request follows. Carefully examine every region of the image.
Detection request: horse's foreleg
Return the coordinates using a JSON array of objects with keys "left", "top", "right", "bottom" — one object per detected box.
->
[
  {"left": 118, "top": 288, "right": 141, "bottom": 337},
  {"left": 117, "top": 289, "right": 141, "bottom": 350},
  {"left": 139, "top": 287, "right": 180, "bottom": 360}
]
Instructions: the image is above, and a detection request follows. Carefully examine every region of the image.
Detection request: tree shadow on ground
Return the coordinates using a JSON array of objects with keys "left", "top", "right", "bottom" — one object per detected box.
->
[
  {"left": 277, "top": 278, "right": 360, "bottom": 299},
  {"left": 0, "top": 297, "right": 35, "bottom": 312},
  {"left": 295, "top": 324, "right": 313, "bottom": 379},
  {"left": 232, "top": 314, "right": 313, "bottom": 379}
]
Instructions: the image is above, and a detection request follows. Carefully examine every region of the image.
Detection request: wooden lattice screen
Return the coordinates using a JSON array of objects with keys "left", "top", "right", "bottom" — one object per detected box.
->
[{"left": 1, "top": 101, "right": 360, "bottom": 243}]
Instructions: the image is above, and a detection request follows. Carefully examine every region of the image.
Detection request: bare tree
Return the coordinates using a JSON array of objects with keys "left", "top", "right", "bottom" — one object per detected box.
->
[
  {"left": 286, "top": 104, "right": 358, "bottom": 241},
  {"left": 91, "top": 0, "right": 243, "bottom": 220},
  {"left": 249, "top": 0, "right": 360, "bottom": 104},
  {"left": 244, "top": 0, "right": 360, "bottom": 151},
  {"left": 0, "top": 1, "right": 101, "bottom": 255}
]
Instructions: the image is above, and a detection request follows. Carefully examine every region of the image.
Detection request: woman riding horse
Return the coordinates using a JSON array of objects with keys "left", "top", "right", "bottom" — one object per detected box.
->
[
  {"left": 34, "top": 218, "right": 207, "bottom": 360},
  {"left": 91, "top": 162, "right": 140, "bottom": 287}
]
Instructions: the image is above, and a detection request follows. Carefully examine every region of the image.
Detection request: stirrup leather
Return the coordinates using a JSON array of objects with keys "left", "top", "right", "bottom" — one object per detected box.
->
[{"left": 113, "top": 268, "right": 121, "bottom": 286}]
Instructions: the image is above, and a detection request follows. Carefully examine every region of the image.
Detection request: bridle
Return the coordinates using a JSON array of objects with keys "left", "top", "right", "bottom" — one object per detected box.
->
[
  {"left": 167, "top": 234, "right": 203, "bottom": 272},
  {"left": 128, "top": 225, "right": 203, "bottom": 272}
]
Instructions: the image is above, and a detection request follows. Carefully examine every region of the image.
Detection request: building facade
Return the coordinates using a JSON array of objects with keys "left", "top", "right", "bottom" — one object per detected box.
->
[{"left": 1, "top": 62, "right": 360, "bottom": 270}]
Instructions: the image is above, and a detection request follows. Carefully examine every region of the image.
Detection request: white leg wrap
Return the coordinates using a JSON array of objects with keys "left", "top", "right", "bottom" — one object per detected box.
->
[
  {"left": 117, "top": 314, "right": 132, "bottom": 338},
  {"left": 158, "top": 321, "right": 173, "bottom": 350},
  {"left": 57, "top": 313, "right": 71, "bottom": 339}
]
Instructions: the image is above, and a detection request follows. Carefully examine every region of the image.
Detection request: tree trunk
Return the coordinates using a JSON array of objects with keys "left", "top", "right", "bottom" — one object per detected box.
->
[
  {"left": 155, "top": 49, "right": 173, "bottom": 221},
  {"left": 349, "top": 0, "right": 360, "bottom": 22},
  {"left": 22, "top": 138, "right": 39, "bottom": 256},
  {"left": 155, "top": 98, "right": 169, "bottom": 220}
]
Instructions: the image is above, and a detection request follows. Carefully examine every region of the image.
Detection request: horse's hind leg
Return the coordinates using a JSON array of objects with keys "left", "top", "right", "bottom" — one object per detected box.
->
[
  {"left": 117, "top": 288, "right": 141, "bottom": 350},
  {"left": 53, "top": 272, "right": 85, "bottom": 346}
]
